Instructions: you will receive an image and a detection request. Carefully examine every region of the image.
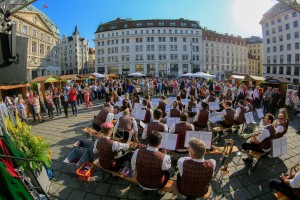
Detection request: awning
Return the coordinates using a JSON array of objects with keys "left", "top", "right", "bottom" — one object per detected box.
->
[
  {"left": 228, "top": 75, "right": 245, "bottom": 80},
  {"left": 0, "top": 83, "right": 29, "bottom": 90},
  {"left": 44, "top": 77, "right": 61, "bottom": 83},
  {"left": 60, "top": 74, "right": 82, "bottom": 80},
  {"left": 244, "top": 75, "right": 265, "bottom": 81},
  {"left": 265, "top": 77, "right": 292, "bottom": 84},
  {"left": 30, "top": 75, "right": 61, "bottom": 83}
]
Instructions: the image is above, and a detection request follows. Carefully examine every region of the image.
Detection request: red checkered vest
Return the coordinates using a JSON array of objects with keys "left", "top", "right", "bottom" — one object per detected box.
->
[
  {"left": 246, "top": 103, "right": 253, "bottom": 112},
  {"left": 136, "top": 148, "right": 165, "bottom": 189},
  {"left": 170, "top": 108, "right": 181, "bottom": 118},
  {"left": 181, "top": 90, "right": 187, "bottom": 99},
  {"left": 235, "top": 106, "right": 246, "bottom": 124},
  {"left": 118, "top": 115, "right": 133, "bottom": 132},
  {"left": 195, "top": 109, "right": 209, "bottom": 128},
  {"left": 142, "top": 108, "right": 151, "bottom": 123},
  {"left": 208, "top": 95, "right": 216, "bottom": 102},
  {"left": 97, "top": 138, "right": 116, "bottom": 170},
  {"left": 178, "top": 160, "right": 213, "bottom": 197},
  {"left": 187, "top": 101, "right": 197, "bottom": 117},
  {"left": 260, "top": 125, "right": 275, "bottom": 150},
  {"left": 175, "top": 122, "right": 193, "bottom": 150},
  {"left": 157, "top": 101, "right": 167, "bottom": 113},
  {"left": 189, "top": 87, "right": 196, "bottom": 96},
  {"left": 146, "top": 122, "right": 165, "bottom": 139},
  {"left": 94, "top": 107, "right": 112, "bottom": 126},
  {"left": 222, "top": 108, "right": 235, "bottom": 127},
  {"left": 147, "top": 102, "right": 151, "bottom": 109},
  {"left": 177, "top": 101, "right": 184, "bottom": 111},
  {"left": 274, "top": 123, "right": 286, "bottom": 139}
]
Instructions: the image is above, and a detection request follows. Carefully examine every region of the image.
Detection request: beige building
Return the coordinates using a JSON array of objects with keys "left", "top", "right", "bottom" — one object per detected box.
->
[
  {"left": 11, "top": 5, "right": 60, "bottom": 80},
  {"left": 248, "top": 53, "right": 260, "bottom": 76},
  {"left": 88, "top": 48, "right": 95, "bottom": 72},
  {"left": 244, "top": 36, "right": 264, "bottom": 76}
]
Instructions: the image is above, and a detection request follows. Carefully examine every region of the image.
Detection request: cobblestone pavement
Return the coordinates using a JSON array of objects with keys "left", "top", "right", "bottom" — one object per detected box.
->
[{"left": 30, "top": 100, "right": 300, "bottom": 200}]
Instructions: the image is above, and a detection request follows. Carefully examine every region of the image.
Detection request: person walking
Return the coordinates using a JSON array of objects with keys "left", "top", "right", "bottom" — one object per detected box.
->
[{"left": 69, "top": 84, "right": 78, "bottom": 116}]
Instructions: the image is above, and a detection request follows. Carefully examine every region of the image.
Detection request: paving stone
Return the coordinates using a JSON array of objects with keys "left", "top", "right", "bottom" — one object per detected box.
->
[
  {"left": 67, "top": 177, "right": 83, "bottom": 189},
  {"left": 67, "top": 189, "right": 86, "bottom": 200},
  {"left": 48, "top": 182, "right": 61, "bottom": 195},
  {"left": 108, "top": 185, "right": 130, "bottom": 198},
  {"left": 54, "top": 185, "right": 72, "bottom": 200},
  {"left": 56, "top": 173, "right": 72, "bottom": 185},
  {"left": 230, "top": 188, "right": 252, "bottom": 199},
  {"left": 127, "top": 186, "right": 153, "bottom": 200},
  {"left": 94, "top": 182, "right": 111, "bottom": 196},
  {"left": 84, "top": 193, "right": 101, "bottom": 200},
  {"left": 246, "top": 184, "right": 262, "bottom": 196}
]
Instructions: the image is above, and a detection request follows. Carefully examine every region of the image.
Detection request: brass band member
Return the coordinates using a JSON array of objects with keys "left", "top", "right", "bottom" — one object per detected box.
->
[
  {"left": 274, "top": 114, "right": 286, "bottom": 139},
  {"left": 93, "top": 103, "right": 114, "bottom": 131},
  {"left": 157, "top": 95, "right": 167, "bottom": 117},
  {"left": 141, "top": 99, "right": 153, "bottom": 124},
  {"left": 93, "top": 122, "right": 133, "bottom": 170},
  {"left": 245, "top": 98, "right": 253, "bottom": 112},
  {"left": 169, "top": 101, "right": 182, "bottom": 118},
  {"left": 234, "top": 100, "right": 246, "bottom": 125},
  {"left": 142, "top": 109, "right": 168, "bottom": 140},
  {"left": 219, "top": 101, "right": 235, "bottom": 128},
  {"left": 193, "top": 101, "right": 209, "bottom": 129},
  {"left": 177, "top": 138, "right": 216, "bottom": 198},
  {"left": 131, "top": 131, "right": 171, "bottom": 193},
  {"left": 187, "top": 95, "right": 197, "bottom": 117},
  {"left": 176, "top": 96, "right": 184, "bottom": 111},
  {"left": 114, "top": 109, "right": 138, "bottom": 141}
]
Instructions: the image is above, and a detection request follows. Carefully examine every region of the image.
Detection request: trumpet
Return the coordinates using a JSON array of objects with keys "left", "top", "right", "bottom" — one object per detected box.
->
[{"left": 289, "top": 161, "right": 300, "bottom": 179}]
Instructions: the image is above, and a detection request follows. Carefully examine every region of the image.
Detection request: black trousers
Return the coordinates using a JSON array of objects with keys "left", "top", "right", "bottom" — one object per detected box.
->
[
  {"left": 241, "top": 142, "right": 265, "bottom": 153},
  {"left": 269, "top": 179, "right": 298, "bottom": 199}
]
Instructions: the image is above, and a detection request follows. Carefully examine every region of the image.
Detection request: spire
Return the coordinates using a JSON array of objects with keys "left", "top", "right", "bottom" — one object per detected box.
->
[{"left": 73, "top": 25, "right": 79, "bottom": 35}]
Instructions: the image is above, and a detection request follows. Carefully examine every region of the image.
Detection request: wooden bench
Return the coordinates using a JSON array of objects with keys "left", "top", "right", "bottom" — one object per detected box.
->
[
  {"left": 82, "top": 127, "right": 102, "bottom": 141},
  {"left": 93, "top": 160, "right": 212, "bottom": 198},
  {"left": 274, "top": 191, "right": 290, "bottom": 200}
]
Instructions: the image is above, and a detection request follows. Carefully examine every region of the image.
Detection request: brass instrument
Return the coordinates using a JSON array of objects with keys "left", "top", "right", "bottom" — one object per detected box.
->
[
  {"left": 213, "top": 139, "right": 234, "bottom": 178},
  {"left": 289, "top": 161, "right": 300, "bottom": 179}
]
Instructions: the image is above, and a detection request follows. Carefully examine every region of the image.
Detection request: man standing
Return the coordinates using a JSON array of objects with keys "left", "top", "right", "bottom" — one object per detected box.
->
[
  {"left": 263, "top": 87, "right": 273, "bottom": 114},
  {"left": 242, "top": 113, "right": 275, "bottom": 165},
  {"left": 131, "top": 131, "right": 171, "bottom": 192},
  {"left": 252, "top": 86, "right": 261, "bottom": 110},
  {"left": 68, "top": 84, "right": 78, "bottom": 116},
  {"left": 177, "top": 138, "right": 216, "bottom": 198},
  {"left": 93, "top": 122, "right": 133, "bottom": 170},
  {"left": 270, "top": 88, "right": 281, "bottom": 116}
]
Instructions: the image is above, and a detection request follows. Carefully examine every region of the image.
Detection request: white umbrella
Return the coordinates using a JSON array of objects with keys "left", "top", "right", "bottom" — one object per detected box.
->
[
  {"left": 191, "top": 72, "right": 216, "bottom": 78},
  {"left": 180, "top": 73, "right": 194, "bottom": 77},
  {"left": 92, "top": 72, "right": 106, "bottom": 78},
  {"left": 128, "top": 72, "right": 146, "bottom": 77}
]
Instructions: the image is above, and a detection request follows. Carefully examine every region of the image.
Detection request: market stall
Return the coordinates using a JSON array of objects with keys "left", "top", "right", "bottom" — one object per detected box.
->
[
  {"left": 30, "top": 75, "right": 62, "bottom": 94},
  {"left": 227, "top": 75, "right": 245, "bottom": 87},
  {"left": 0, "top": 83, "right": 29, "bottom": 99}
]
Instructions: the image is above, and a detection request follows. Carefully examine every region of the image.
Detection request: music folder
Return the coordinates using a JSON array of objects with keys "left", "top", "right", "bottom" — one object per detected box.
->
[
  {"left": 139, "top": 120, "right": 145, "bottom": 129},
  {"left": 159, "top": 132, "right": 178, "bottom": 151},
  {"left": 244, "top": 112, "right": 255, "bottom": 124},
  {"left": 166, "top": 117, "right": 180, "bottom": 128},
  {"left": 131, "top": 109, "right": 146, "bottom": 120},
  {"left": 209, "top": 102, "right": 220, "bottom": 111},
  {"left": 271, "top": 136, "right": 287, "bottom": 158},
  {"left": 184, "top": 131, "right": 213, "bottom": 149},
  {"left": 256, "top": 108, "right": 264, "bottom": 118}
]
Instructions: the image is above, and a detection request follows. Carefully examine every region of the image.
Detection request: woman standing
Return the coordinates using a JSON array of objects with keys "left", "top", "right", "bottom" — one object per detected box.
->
[
  {"left": 16, "top": 97, "right": 27, "bottom": 123},
  {"left": 84, "top": 85, "right": 92, "bottom": 109},
  {"left": 60, "top": 89, "right": 69, "bottom": 118},
  {"left": 45, "top": 90, "right": 54, "bottom": 119},
  {"left": 52, "top": 87, "right": 62, "bottom": 116},
  {"left": 33, "top": 91, "right": 44, "bottom": 122}
]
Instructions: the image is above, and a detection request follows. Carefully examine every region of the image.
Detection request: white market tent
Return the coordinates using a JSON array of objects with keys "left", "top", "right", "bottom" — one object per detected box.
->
[
  {"left": 128, "top": 72, "right": 146, "bottom": 77},
  {"left": 190, "top": 72, "right": 216, "bottom": 79},
  {"left": 180, "top": 73, "right": 194, "bottom": 77},
  {"left": 91, "top": 72, "right": 106, "bottom": 78}
]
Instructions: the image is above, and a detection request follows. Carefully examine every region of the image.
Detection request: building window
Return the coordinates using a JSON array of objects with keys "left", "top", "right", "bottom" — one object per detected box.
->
[
  {"left": 280, "top": 55, "right": 284, "bottom": 64},
  {"left": 32, "top": 41, "right": 37, "bottom": 53},
  {"left": 286, "top": 66, "right": 291, "bottom": 75},
  {"left": 136, "top": 22, "right": 142, "bottom": 27},
  {"left": 267, "top": 47, "right": 270, "bottom": 53},
  {"left": 32, "top": 29, "right": 36, "bottom": 38},
  {"left": 284, "top": 15, "right": 289, "bottom": 20},
  {"left": 293, "top": 21, "right": 298, "bottom": 28},
  {"left": 170, "top": 22, "right": 176, "bottom": 26},
  {"left": 285, "top": 23, "right": 290, "bottom": 30},
  {"left": 267, "top": 66, "right": 270, "bottom": 73},
  {"left": 279, "top": 35, "right": 283, "bottom": 41},
  {"left": 277, "top": 18, "right": 281, "bottom": 23},
  {"left": 287, "top": 54, "right": 291, "bottom": 63},
  {"left": 180, "top": 22, "right": 186, "bottom": 27},
  {"left": 296, "top": 54, "right": 300, "bottom": 63},
  {"left": 279, "top": 66, "right": 284, "bottom": 74},
  {"left": 292, "top": 12, "right": 297, "bottom": 17},
  {"left": 295, "top": 42, "right": 299, "bottom": 49},
  {"left": 158, "top": 22, "right": 164, "bottom": 26},
  {"left": 147, "top": 22, "right": 153, "bottom": 26},
  {"left": 294, "top": 31, "right": 299, "bottom": 39},
  {"left": 278, "top": 26, "right": 282, "bottom": 32},
  {"left": 40, "top": 44, "right": 44, "bottom": 55},
  {"left": 272, "top": 66, "right": 277, "bottom": 74},
  {"left": 286, "top": 33, "right": 291, "bottom": 40},
  {"left": 273, "top": 46, "right": 277, "bottom": 52},
  {"left": 287, "top": 44, "right": 291, "bottom": 50},
  {"left": 22, "top": 26, "right": 28, "bottom": 34},
  {"left": 295, "top": 66, "right": 300, "bottom": 75}
]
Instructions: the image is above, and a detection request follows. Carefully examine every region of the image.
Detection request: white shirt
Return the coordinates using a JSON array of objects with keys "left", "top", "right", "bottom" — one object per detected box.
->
[
  {"left": 253, "top": 89, "right": 260, "bottom": 99},
  {"left": 106, "top": 113, "right": 114, "bottom": 122},
  {"left": 235, "top": 107, "right": 241, "bottom": 119},
  {"left": 257, "top": 124, "right": 273, "bottom": 151},
  {"left": 275, "top": 124, "right": 285, "bottom": 135},
  {"left": 131, "top": 146, "right": 171, "bottom": 190},
  {"left": 177, "top": 157, "right": 216, "bottom": 176},
  {"left": 142, "top": 120, "right": 168, "bottom": 140},
  {"left": 114, "top": 116, "right": 138, "bottom": 132},
  {"left": 169, "top": 121, "right": 195, "bottom": 134},
  {"left": 93, "top": 136, "right": 129, "bottom": 154},
  {"left": 290, "top": 171, "right": 300, "bottom": 188}
]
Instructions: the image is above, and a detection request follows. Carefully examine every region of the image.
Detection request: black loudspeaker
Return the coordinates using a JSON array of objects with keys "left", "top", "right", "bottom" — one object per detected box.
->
[{"left": 0, "top": 32, "right": 28, "bottom": 84}]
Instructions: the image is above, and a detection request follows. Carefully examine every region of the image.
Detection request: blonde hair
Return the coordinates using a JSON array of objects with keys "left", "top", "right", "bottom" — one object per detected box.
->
[
  {"left": 279, "top": 108, "right": 288, "bottom": 119},
  {"left": 188, "top": 138, "right": 206, "bottom": 159}
]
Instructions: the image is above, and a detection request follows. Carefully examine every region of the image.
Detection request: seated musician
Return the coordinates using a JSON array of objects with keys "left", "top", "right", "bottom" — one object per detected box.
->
[
  {"left": 274, "top": 114, "right": 286, "bottom": 139},
  {"left": 93, "top": 122, "right": 133, "bottom": 171},
  {"left": 132, "top": 94, "right": 140, "bottom": 109},
  {"left": 157, "top": 95, "right": 167, "bottom": 117},
  {"left": 114, "top": 109, "right": 138, "bottom": 141},
  {"left": 234, "top": 100, "right": 246, "bottom": 125},
  {"left": 140, "top": 99, "right": 153, "bottom": 124},
  {"left": 244, "top": 98, "right": 253, "bottom": 112},
  {"left": 186, "top": 95, "right": 197, "bottom": 117},
  {"left": 269, "top": 162, "right": 300, "bottom": 199},
  {"left": 279, "top": 108, "right": 289, "bottom": 130},
  {"left": 216, "top": 94, "right": 225, "bottom": 112},
  {"left": 121, "top": 99, "right": 130, "bottom": 111},
  {"left": 205, "top": 91, "right": 216, "bottom": 103},
  {"left": 242, "top": 113, "right": 275, "bottom": 165},
  {"left": 218, "top": 101, "right": 235, "bottom": 128},
  {"left": 122, "top": 93, "right": 132, "bottom": 109},
  {"left": 169, "top": 112, "right": 194, "bottom": 152},
  {"left": 176, "top": 96, "right": 184, "bottom": 111},
  {"left": 193, "top": 101, "right": 209, "bottom": 129},
  {"left": 131, "top": 131, "right": 171, "bottom": 192},
  {"left": 187, "top": 84, "right": 198, "bottom": 99},
  {"left": 179, "top": 88, "right": 187, "bottom": 99},
  {"left": 93, "top": 103, "right": 115, "bottom": 131},
  {"left": 145, "top": 95, "right": 153, "bottom": 109},
  {"left": 142, "top": 109, "right": 168, "bottom": 140},
  {"left": 177, "top": 138, "right": 216, "bottom": 198},
  {"left": 169, "top": 101, "right": 181, "bottom": 118},
  {"left": 106, "top": 97, "right": 114, "bottom": 110}
]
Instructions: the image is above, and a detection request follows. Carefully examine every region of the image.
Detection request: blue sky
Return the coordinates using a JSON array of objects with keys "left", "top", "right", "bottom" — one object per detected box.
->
[{"left": 33, "top": 0, "right": 278, "bottom": 47}]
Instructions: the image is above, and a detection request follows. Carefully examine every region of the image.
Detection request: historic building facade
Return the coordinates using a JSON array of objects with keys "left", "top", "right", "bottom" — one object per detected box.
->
[
  {"left": 260, "top": 2, "right": 300, "bottom": 83},
  {"left": 60, "top": 26, "right": 89, "bottom": 75},
  {"left": 202, "top": 30, "right": 248, "bottom": 79},
  {"left": 244, "top": 36, "right": 264, "bottom": 76},
  {"left": 94, "top": 18, "right": 203, "bottom": 77},
  {"left": 88, "top": 48, "right": 95, "bottom": 73},
  {"left": 11, "top": 5, "right": 60, "bottom": 80}
]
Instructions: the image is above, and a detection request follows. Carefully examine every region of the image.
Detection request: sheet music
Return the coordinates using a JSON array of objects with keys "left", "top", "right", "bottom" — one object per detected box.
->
[
  {"left": 165, "top": 105, "right": 171, "bottom": 113},
  {"left": 192, "top": 107, "right": 197, "bottom": 112},
  {"left": 131, "top": 109, "right": 146, "bottom": 120},
  {"left": 159, "top": 132, "right": 178, "bottom": 151},
  {"left": 197, "top": 102, "right": 202, "bottom": 109},
  {"left": 256, "top": 108, "right": 264, "bottom": 118},
  {"left": 184, "top": 131, "right": 212, "bottom": 149},
  {"left": 209, "top": 102, "right": 220, "bottom": 111},
  {"left": 115, "top": 101, "right": 122, "bottom": 106},
  {"left": 114, "top": 111, "right": 123, "bottom": 120},
  {"left": 121, "top": 95, "right": 124, "bottom": 100},
  {"left": 244, "top": 112, "right": 255, "bottom": 124},
  {"left": 209, "top": 116, "right": 223, "bottom": 123},
  {"left": 151, "top": 98, "right": 160, "bottom": 106},
  {"left": 134, "top": 103, "right": 141, "bottom": 109},
  {"left": 139, "top": 120, "right": 145, "bottom": 129},
  {"left": 181, "top": 99, "right": 189, "bottom": 105},
  {"left": 169, "top": 97, "right": 176, "bottom": 104},
  {"left": 272, "top": 137, "right": 287, "bottom": 157},
  {"left": 166, "top": 117, "right": 180, "bottom": 127}
]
